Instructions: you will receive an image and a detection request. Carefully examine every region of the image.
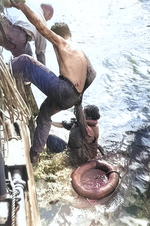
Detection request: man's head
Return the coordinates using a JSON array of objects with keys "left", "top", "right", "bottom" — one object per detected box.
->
[
  {"left": 41, "top": 3, "right": 54, "bottom": 21},
  {"left": 51, "top": 22, "right": 72, "bottom": 40},
  {"left": 84, "top": 105, "right": 100, "bottom": 120}
]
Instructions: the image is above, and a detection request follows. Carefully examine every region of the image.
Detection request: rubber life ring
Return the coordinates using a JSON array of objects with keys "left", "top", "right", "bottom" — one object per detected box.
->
[{"left": 71, "top": 160, "right": 119, "bottom": 200}]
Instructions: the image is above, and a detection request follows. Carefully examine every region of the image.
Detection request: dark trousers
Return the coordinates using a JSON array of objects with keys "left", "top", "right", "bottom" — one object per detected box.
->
[
  {"left": 46, "top": 135, "right": 67, "bottom": 153},
  {"left": 0, "top": 15, "right": 28, "bottom": 57}
]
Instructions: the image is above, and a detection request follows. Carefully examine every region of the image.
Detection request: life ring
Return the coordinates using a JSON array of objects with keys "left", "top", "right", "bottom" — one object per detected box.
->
[{"left": 71, "top": 160, "right": 119, "bottom": 200}]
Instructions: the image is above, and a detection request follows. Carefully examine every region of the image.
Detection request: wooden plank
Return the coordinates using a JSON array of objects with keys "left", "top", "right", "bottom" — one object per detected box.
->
[{"left": 19, "top": 120, "right": 41, "bottom": 226}]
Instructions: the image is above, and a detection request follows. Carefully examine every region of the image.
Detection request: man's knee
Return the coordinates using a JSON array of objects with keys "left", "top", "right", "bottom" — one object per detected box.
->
[
  {"left": 19, "top": 54, "right": 41, "bottom": 67},
  {"left": 12, "top": 54, "right": 32, "bottom": 68},
  {"left": 18, "top": 54, "right": 33, "bottom": 62}
]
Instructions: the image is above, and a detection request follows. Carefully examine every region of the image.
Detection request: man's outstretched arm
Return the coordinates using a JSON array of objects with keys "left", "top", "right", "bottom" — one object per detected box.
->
[{"left": 10, "top": 0, "right": 64, "bottom": 46}]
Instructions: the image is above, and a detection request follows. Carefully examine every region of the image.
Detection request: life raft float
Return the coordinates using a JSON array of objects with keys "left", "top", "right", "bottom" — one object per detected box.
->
[{"left": 71, "top": 159, "right": 120, "bottom": 200}]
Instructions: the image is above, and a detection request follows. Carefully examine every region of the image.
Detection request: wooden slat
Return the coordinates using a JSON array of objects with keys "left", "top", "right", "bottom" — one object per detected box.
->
[{"left": 19, "top": 120, "right": 41, "bottom": 226}]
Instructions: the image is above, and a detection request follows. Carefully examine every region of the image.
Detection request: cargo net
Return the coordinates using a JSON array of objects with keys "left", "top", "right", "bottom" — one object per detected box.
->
[{"left": 0, "top": 56, "right": 31, "bottom": 124}]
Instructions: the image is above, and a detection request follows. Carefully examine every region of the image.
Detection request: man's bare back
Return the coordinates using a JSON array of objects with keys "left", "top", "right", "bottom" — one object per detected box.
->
[{"left": 54, "top": 41, "right": 87, "bottom": 93}]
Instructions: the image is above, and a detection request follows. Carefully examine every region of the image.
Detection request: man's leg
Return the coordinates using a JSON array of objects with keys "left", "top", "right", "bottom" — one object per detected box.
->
[
  {"left": 0, "top": 16, "right": 28, "bottom": 57},
  {"left": 12, "top": 55, "right": 58, "bottom": 96},
  {"left": 0, "top": 16, "right": 16, "bottom": 52},
  {"left": 46, "top": 135, "right": 67, "bottom": 153},
  {"left": 30, "top": 97, "right": 61, "bottom": 164}
]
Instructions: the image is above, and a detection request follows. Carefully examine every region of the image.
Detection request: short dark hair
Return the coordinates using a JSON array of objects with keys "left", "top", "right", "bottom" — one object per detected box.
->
[
  {"left": 84, "top": 105, "right": 100, "bottom": 120},
  {"left": 51, "top": 22, "right": 72, "bottom": 39}
]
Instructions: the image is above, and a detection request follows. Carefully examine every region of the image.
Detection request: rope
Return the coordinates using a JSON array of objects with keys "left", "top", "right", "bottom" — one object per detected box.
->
[
  {"left": 0, "top": 56, "right": 31, "bottom": 124},
  {"left": 105, "top": 170, "right": 121, "bottom": 178},
  {"left": 11, "top": 186, "right": 16, "bottom": 226}
]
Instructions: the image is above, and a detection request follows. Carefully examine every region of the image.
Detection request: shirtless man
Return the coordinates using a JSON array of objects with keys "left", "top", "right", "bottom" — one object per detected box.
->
[{"left": 10, "top": 1, "right": 96, "bottom": 165}]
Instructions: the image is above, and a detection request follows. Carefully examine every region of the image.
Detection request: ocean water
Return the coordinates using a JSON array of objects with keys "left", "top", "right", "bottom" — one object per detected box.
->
[{"left": 2, "top": 0, "right": 150, "bottom": 225}]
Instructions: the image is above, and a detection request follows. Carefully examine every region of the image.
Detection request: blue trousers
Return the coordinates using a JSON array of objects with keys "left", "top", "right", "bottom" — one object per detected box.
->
[
  {"left": 12, "top": 55, "right": 81, "bottom": 153},
  {"left": 46, "top": 135, "right": 67, "bottom": 153}
]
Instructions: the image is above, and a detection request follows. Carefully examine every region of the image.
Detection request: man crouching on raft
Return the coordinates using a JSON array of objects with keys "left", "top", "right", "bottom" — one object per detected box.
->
[{"left": 10, "top": 0, "right": 96, "bottom": 165}]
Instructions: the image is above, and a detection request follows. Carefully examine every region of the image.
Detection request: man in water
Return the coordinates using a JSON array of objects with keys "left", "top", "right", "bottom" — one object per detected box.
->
[
  {"left": 47, "top": 105, "right": 104, "bottom": 166},
  {"left": 0, "top": 2, "right": 53, "bottom": 64},
  {"left": 10, "top": 1, "right": 96, "bottom": 165}
]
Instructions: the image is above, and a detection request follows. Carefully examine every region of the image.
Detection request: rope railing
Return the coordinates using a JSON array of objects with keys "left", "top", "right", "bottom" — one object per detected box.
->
[{"left": 0, "top": 56, "right": 31, "bottom": 124}]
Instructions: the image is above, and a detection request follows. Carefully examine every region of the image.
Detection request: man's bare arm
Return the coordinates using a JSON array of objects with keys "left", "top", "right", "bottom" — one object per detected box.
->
[
  {"left": 51, "top": 121, "right": 63, "bottom": 128},
  {"left": 74, "top": 105, "right": 87, "bottom": 135},
  {"left": 10, "top": 1, "right": 64, "bottom": 46}
]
